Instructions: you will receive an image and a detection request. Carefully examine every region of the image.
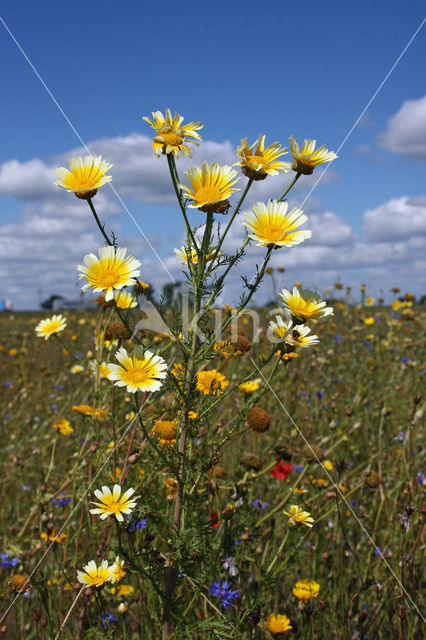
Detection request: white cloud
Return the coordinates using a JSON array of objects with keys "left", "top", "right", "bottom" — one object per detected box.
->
[
  {"left": 363, "top": 196, "right": 426, "bottom": 241},
  {"left": 378, "top": 96, "right": 426, "bottom": 158}
]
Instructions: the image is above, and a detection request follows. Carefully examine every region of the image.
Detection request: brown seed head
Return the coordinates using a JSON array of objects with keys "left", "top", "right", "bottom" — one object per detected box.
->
[
  {"left": 303, "top": 445, "right": 324, "bottom": 462},
  {"left": 246, "top": 407, "right": 270, "bottom": 433},
  {"left": 240, "top": 452, "right": 263, "bottom": 471}
]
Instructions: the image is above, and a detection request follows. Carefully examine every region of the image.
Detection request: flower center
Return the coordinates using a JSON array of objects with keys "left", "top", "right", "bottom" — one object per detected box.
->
[
  {"left": 195, "top": 186, "right": 223, "bottom": 204},
  {"left": 123, "top": 364, "right": 150, "bottom": 385},
  {"left": 155, "top": 131, "right": 184, "bottom": 147},
  {"left": 266, "top": 225, "right": 286, "bottom": 243},
  {"left": 247, "top": 154, "right": 267, "bottom": 169},
  {"left": 107, "top": 501, "right": 122, "bottom": 514},
  {"left": 96, "top": 268, "right": 121, "bottom": 288}
]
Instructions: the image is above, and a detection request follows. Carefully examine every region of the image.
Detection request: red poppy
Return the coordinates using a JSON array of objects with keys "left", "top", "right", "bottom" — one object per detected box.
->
[
  {"left": 208, "top": 512, "right": 219, "bottom": 529},
  {"left": 271, "top": 460, "right": 293, "bottom": 480}
]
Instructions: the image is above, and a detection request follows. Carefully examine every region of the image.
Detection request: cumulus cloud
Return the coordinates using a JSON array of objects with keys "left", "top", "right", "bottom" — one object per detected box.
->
[
  {"left": 363, "top": 196, "right": 426, "bottom": 241},
  {"left": 378, "top": 96, "right": 426, "bottom": 158}
]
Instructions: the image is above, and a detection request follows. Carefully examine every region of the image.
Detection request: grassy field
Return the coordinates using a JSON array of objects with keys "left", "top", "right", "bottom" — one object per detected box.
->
[{"left": 0, "top": 297, "right": 424, "bottom": 639}]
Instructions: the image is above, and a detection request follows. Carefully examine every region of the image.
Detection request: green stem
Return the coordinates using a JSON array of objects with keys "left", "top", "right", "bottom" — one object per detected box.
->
[
  {"left": 277, "top": 172, "right": 301, "bottom": 202},
  {"left": 87, "top": 198, "right": 113, "bottom": 246},
  {"left": 167, "top": 154, "right": 199, "bottom": 254}
]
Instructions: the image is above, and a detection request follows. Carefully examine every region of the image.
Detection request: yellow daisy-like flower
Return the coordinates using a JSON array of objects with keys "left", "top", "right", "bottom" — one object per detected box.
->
[
  {"left": 179, "top": 161, "right": 240, "bottom": 214},
  {"left": 364, "top": 317, "right": 375, "bottom": 326},
  {"left": 288, "top": 136, "right": 338, "bottom": 175},
  {"left": 235, "top": 134, "right": 291, "bottom": 180},
  {"left": 266, "top": 613, "right": 293, "bottom": 634},
  {"left": 283, "top": 505, "right": 315, "bottom": 528},
  {"left": 196, "top": 369, "right": 229, "bottom": 396},
  {"left": 243, "top": 200, "right": 311, "bottom": 249},
  {"left": 163, "top": 477, "right": 178, "bottom": 500},
  {"left": 54, "top": 155, "right": 113, "bottom": 199},
  {"left": 78, "top": 246, "right": 141, "bottom": 302},
  {"left": 365, "top": 296, "right": 375, "bottom": 306},
  {"left": 268, "top": 315, "right": 293, "bottom": 342},
  {"left": 278, "top": 287, "right": 333, "bottom": 321},
  {"left": 113, "top": 290, "right": 138, "bottom": 309},
  {"left": 107, "top": 346, "right": 167, "bottom": 393},
  {"left": 152, "top": 419, "right": 177, "bottom": 448},
  {"left": 110, "top": 584, "right": 135, "bottom": 596},
  {"left": 72, "top": 404, "right": 107, "bottom": 420},
  {"left": 238, "top": 379, "right": 261, "bottom": 395},
  {"left": 142, "top": 109, "right": 203, "bottom": 158},
  {"left": 98, "top": 362, "right": 112, "bottom": 378},
  {"left": 40, "top": 529, "right": 67, "bottom": 544},
  {"left": 90, "top": 484, "right": 138, "bottom": 522},
  {"left": 292, "top": 579, "right": 320, "bottom": 601},
  {"left": 35, "top": 314, "right": 67, "bottom": 340},
  {"left": 53, "top": 419, "right": 74, "bottom": 436},
  {"left": 323, "top": 459, "right": 334, "bottom": 471},
  {"left": 286, "top": 325, "right": 319, "bottom": 349},
  {"left": 174, "top": 246, "right": 217, "bottom": 265},
  {"left": 77, "top": 560, "right": 116, "bottom": 588},
  {"left": 111, "top": 557, "right": 126, "bottom": 583}
]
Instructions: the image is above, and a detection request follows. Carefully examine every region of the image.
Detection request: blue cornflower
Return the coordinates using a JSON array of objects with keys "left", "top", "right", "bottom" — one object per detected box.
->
[
  {"left": 101, "top": 613, "right": 117, "bottom": 628},
  {"left": 316, "top": 391, "right": 324, "bottom": 398},
  {"left": 221, "top": 557, "right": 237, "bottom": 577},
  {"left": 300, "top": 390, "right": 308, "bottom": 398},
  {"left": 128, "top": 518, "right": 147, "bottom": 533},
  {"left": 51, "top": 404, "right": 58, "bottom": 411},
  {"left": 209, "top": 581, "right": 239, "bottom": 608},
  {"left": 55, "top": 385, "right": 63, "bottom": 391},
  {"left": 4, "top": 382, "right": 13, "bottom": 388},
  {"left": 0, "top": 553, "right": 19, "bottom": 570},
  {"left": 401, "top": 357, "right": 410, "bottom": 364},
  {"left": 417, "top": 472, "right": 424, "bottom": 485},
  {"left": 334, "top": 334, "right": 342, "bottom": 344},
  {"left": 393, "top": 431, "right": 406, "bottom": 442},
  {"left": 51, "top": 492, "right": 72, "bottom": 508},
  {"left": 252, "top": 498, "right": 269, "bottom": 510},
  {"left": 293, "top": 464, "right": 304, "bottom": 473},
  {"left": 374, "top": 547, "right": 391, "bottom": 558},
  {"left": 75, "top": 352, "right": 83, "bottom": 360}
]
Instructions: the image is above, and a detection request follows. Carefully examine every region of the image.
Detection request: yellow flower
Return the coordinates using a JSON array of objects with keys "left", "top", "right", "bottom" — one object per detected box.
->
[
  {"left": 288, "top": 136, "right": 337, "bottom": 175},
  {"left": 269, "top": 315, "right": 293, "bottom": 342},
  {"left": 292, "top": 579, "right": 320, "bottom": 601},
  {"left": 179, "top": 161, "right": 239, "bottom": 214},
  {"left": 238, "top": 379, "right": 261, "bottom": 395},
  {"left": 78, "top": 246, "right": 141, "bottom": 302},
  {"left": 77, "top": 560, "right": 116, "bottom": 588},
  {"left": 70, "top": 364, "right": 84, "bottom": 374},
  {"left": 266, "top": 613, "right": 293, "bottom": 635},
  {"left": 107, "top": 346, "right": 167, "bottom": 393},
  {"left": 53, "top": 419, "right": 74, "bottom": 436},
  {"left": 110, "top": 584, "right": 135, "bottom": 596},
  {"left": 72, "top": 405, "right": 107, "bottom": 420},
  {"left": 283, "top": 505, "right": 314, "bottom": 528},
  {"left": 111, "top": 557, "right": 126, "bottom": 583},
  {"left": 243, "top": 200, "right": 311, "bottom": 249},
  {"left": 365, "top": 297, "right": 375, "bottom": 306},
  {"left": 286, "top": 325, "right": 319, "bottom": 349},
  {"left": 142, "top": 108, "right": 203, "bottom": 158},
  {"left": 364, "top": 317, "right": 375, "bottom": 326},
  {"left": 90, "top": 484, "right": 138, "bottom": 522},
  {"left": 8, "top": 348, "right": 18, "bottom": 356},
  {"left": 114, "top": 290, "right": 138, "bottom": 309},
  {"left": 163, "top": 477, "right": 177, "bottom": 500},
  {"left": 278, "top": 287, "right": 333, "bottom": 321},
  {"left": 323, "top": 460, "right": 334, "bottom": 471},
  {"left": 152, "top": 419, "right": 177, "bottom": 447},
  {"left": 235, "top": 134, "right": 290, "bottom": 180},
  {"left": 110, "top": 467, "right": 121, "bottom": 482},
  {"left": 54, "top": 155, "right": 113, "bottom": 198},
  {"left": 98, "top": 362, "right": 112, "bottom": 378},
  {"left": 174, "top": 246, "right": 217, "bottom": 265},
  {"left": 196, "top": 369, "right": 229, "bottom": 396},
  {"left": 35, "top": 314, "right": 67, "bottom": 340},
  {"left": 171, "top": 362, "right": 185, "bottom": 386},
  {"left": 40, "top": 529, "right": 67, "bottom": 544}
]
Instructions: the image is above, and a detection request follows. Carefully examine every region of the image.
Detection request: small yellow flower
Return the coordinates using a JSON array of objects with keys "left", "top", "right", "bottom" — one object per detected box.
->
[
  {"left": 35, "top": 314, "right": 67, "bottom": 340},
  {"left": 111, "top": 557, "right": 126, "bottom": 583},
  {"left": 163, "top": 477, "right": 178, "bottom": 500},
  {"left": 365, "top": 297, "right": 375, "bottom": 306},
  {"left": 323, "top": 460, "right": 334, "bottom": 471},
  {"left": 292, "top": 579, "right": 320, "bottom": 601},
  {"left": 179, "top": 161, "right": 239, "bottom": 214},
  {"left": 72, "top": 405, "right": 107, "bottom": 420},
  {"left": 142, "top": 108, "right": 203, "bottom": 158},
  {"left": 283, "top": 505, "right": 314, "bottom": 528},
  {"left": 364, "top": 317, "right": 375, "bottom": 326},
  {"left": 110, "top": 467, "right": 121, "bottom": 482},
  {"left": 107, "top": 346, "right": 167, "bottom": 393},
  {"left": 90, "top": 484, "right": 138, "bottom": 522},
  {"left": 40, "top": 529, "right": 67, "bottom": 544},
  {"left": 114, "top": 290, "right": 138, "bottom": 309},
  {"left": 152, "top": 419, "right": 177, "bottom": 448},
  {"left": 110, "top": 584, "right": 135, "bottom": 596},
  {"left": 54, "top": 155, "right": 113, "bottom": 198},
  {"left": 71, "top": 364, "right": 84, "bottom": 374},
  {"left": 8, "top": 348, "right": 18, "bottom": 356},
  {"left": 235, "top": 134, "right": 290, "bottom": 180},
  {"left": 278, "top": 287, "right": 333, "bottom": 321},
  {"left": 266, "top": 613, "right": 293, "bottom": 635},
  {"left": 174, "top": 246, "right": 217, "bottom": 265},
  {"left": 78, "top": 246, "right": 141, "bottom": 302},
  {"left": 77, "top": 560, "right": 116, "bottom": 588},
  {"left": 53, "top": 419, "right": 74, "bottom": 436},
  {"left": 98, "top": 362, "right": 112, "bottom": 378},
  {"left": 288, "top": 136, "right": 337, "bottom": 174},
  {"left": 196, "top": 369, "right": 229, "bottom": 396},
  {"left": 238, "top": 380, "right": 261, "bottom": 395},
  {"left": 243, "top": 200, "right": 311, "bottom": 249}
]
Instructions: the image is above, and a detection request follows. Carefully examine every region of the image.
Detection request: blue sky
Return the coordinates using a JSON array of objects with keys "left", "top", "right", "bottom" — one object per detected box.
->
[{"left": 1, "top": 1, "right": 426, "bottom": 308}]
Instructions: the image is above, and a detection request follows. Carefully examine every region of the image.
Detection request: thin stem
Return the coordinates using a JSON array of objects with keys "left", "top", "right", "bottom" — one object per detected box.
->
[
  {"left": 277, "top": 172, "right": 301, "bottom": 202},
  {"left": 87, "top": 198, "right": 113, "bottom": 246},
  {"left": 167, "top": 154, "right": 199, "bottom": 254}
]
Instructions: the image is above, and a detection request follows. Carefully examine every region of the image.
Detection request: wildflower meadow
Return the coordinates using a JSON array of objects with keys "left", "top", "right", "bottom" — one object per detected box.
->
[{"left": 0, "top": 109, "right": 424, "bottom": 640}]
